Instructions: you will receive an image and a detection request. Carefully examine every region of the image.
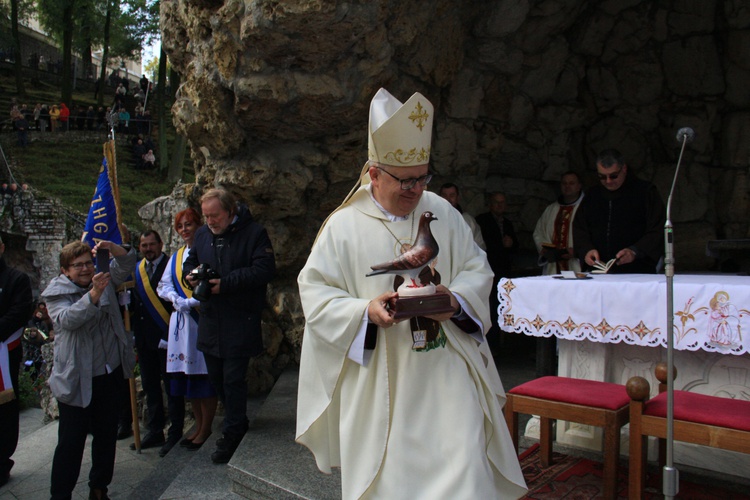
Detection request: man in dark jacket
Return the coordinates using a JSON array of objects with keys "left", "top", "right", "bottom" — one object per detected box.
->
[
  {"left": 476, "top": 192, "right": 518, "bottom": 348},
  {"left": 184, "top": 188, "right": 275, "bottom": 464},
  {"left": 130, "top": 231, "right": 184, "bottom": 456},
  {"left": 573, "top": 149, "right": 665, "bottom": 274},
  {"left": 0, "top": 235, "right": 34, "bottom": 487}
]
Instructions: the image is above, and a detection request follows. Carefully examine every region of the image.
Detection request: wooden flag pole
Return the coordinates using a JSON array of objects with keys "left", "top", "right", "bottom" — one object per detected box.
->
[
  {"left": 105, "top": 127, "right": 142, "bottom": 452},
  {"left": 123, "top": 302, "right": 141, "bottom": 453}
]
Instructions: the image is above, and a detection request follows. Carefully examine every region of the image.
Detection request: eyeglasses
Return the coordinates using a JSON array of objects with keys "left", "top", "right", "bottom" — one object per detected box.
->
[
  {"left": 69, "top": 261, "right": 95, "bottom": 270},
  {"left": 377, "top": 167, "right": 433, "bottom": 190},
  {"left": 597, "top": 166, "right": 623, "bottom": 181}
]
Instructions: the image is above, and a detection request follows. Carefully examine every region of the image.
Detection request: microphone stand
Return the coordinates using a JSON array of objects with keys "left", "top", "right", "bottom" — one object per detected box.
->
[{"left": 663, "top": 128, "right": 692, "bottom": 499}]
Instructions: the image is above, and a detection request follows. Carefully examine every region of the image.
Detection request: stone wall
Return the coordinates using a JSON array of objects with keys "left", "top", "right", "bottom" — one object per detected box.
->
[
  {"left": 159, "top": 0, "right": 750, "bottom": 385},
  {"left": 0, "top": 190, "right": 77, "bottom": 295}
]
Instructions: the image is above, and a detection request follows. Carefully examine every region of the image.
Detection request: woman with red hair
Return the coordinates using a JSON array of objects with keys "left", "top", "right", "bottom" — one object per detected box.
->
[{"left": 157, "top": 208, "right": 217, "bottom": 450}]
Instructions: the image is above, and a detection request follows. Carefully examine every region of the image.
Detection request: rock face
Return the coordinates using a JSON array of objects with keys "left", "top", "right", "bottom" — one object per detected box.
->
[{"left": 159, "top": 0, "right": 750, "bottom": 387}]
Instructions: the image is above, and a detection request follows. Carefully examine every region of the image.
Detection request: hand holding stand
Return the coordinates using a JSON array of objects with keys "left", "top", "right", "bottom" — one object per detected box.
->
[{"left": 663, "top": 126, "right": 694, "bottom": 499}]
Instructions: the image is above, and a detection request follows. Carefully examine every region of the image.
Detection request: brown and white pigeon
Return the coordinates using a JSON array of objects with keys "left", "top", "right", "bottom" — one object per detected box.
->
[{"left": 366, "top": 211, "right": 439, "bottom": 286}]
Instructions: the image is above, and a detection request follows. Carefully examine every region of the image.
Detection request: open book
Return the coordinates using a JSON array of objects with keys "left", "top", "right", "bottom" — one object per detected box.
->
[{"left": 591, "top": 258, "right": 618, "bottom": 274}]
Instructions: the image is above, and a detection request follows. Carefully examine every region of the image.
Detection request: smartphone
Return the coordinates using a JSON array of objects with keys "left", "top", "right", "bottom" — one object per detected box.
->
[{"left": 97, "top": 248, "right": 110, "bottom": 273}]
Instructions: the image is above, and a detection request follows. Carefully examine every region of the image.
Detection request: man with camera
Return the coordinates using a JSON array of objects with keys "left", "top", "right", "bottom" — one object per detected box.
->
[
  {"left": 184, "top": 188, "right": 275, "bottom": 464},
  {"left": 131, "top": 231, "right": 184, "bottom": 456}
]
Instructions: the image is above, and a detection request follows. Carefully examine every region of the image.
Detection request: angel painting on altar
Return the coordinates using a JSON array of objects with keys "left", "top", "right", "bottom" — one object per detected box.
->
[{"left": 707, "top": 291, "right": 742, "bottom": 347}]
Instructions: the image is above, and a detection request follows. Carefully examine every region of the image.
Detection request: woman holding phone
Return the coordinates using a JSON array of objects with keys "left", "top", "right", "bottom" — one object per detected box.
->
[{"left": 42, "top": 240, "right": 136, "bottom": 500}]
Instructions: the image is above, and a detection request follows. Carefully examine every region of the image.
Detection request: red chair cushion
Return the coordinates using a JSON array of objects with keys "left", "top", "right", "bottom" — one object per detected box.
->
[
  {"left": 644, "top": 390, "right": 750, "bottom": 432},
  {"left": 508, "top": 376, "right": 630, "bottom": 411}
]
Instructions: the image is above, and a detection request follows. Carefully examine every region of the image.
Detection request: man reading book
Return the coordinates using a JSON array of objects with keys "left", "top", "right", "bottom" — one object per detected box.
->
[{"left": 573, "top": 149, "right": 665, "bottom": 274}]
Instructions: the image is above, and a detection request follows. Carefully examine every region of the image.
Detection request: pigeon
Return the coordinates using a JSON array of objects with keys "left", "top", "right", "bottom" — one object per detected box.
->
[{"left": 366, "top": 211, "right": 439, "bottom": 286}]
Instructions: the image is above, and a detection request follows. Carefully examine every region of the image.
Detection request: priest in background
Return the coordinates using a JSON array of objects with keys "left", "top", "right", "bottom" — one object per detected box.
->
[{"left": 533, "top": 171, "right": 584, "bottom": 275}]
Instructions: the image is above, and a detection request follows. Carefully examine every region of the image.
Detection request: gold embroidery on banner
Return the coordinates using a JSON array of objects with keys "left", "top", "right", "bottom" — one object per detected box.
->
[
  {"left": 502, "top": 280, "right": 516, "bottom": 294},
  {"left": 383, "top": 147, "right": 431, "bottom": 165},
  {"left": 409, "top": 102, "right": 429, "bottom": 130},
  {"left": 503, "top": 314, "right": 514, "bottom": 326}
]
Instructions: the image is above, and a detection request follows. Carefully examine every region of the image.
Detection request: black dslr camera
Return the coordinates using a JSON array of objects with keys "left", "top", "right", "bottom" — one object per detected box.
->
[{"left": 188, "top": 263, "right": 220, "bottom": 302}]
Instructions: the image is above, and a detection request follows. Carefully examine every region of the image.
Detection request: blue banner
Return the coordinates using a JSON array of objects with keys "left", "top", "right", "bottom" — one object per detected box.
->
[{"left": 82, "top": 145, "right": 122, "bottom": 249}]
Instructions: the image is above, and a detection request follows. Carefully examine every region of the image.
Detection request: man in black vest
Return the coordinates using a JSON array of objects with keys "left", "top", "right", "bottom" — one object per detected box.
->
[
  {"left": 130, "top": 231, "right": 184, "bottom": 456},
  {"left": 573, "top": 149, "right": 665, "bottom": 274}
]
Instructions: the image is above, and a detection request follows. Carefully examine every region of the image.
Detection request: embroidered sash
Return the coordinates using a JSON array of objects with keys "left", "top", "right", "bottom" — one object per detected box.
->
[
  {"left": 171, "top": 247, "right": 200, "bottom": 324},
  {"left": 135, "top": 259, "right": 169, "bottom": 330},
  {"left": 0, "top": 328, "right": 23, "bottom": 404},
  {"left": 552, "top": 205, "right": 576, "bottom": 272}
]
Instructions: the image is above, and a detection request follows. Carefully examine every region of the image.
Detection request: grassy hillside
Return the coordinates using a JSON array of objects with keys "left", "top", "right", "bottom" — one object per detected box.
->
[{"left": 1, "top": 71, "right": 194, "bottom": 231}]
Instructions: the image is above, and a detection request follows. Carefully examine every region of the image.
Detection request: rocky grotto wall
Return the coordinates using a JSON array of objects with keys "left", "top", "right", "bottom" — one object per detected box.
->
[{"left": 156, "top": 0, "right": 750, "bottom": 387}]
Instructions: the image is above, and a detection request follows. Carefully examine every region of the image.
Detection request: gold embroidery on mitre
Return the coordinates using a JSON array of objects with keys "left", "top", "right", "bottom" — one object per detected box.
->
[
  {"left": 409, "top": 101, "right": 430, "bottom": 131},
  {"left": 383, "top": 147, "right": 431, "bottom": 165}
]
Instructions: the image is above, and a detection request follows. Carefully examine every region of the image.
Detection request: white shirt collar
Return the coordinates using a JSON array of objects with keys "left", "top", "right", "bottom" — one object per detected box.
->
[{"left": 366, "top": 184, "right": 410, "bottom": 222}]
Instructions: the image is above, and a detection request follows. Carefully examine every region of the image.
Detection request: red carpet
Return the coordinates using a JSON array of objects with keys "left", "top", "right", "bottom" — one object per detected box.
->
[{"left": 520, "top": 443, "right": 750, "bottom": 499}]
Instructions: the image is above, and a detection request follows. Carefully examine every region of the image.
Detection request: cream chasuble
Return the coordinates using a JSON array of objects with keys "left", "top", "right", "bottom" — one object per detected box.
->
[{"left": 297, "top": 189, "right": 527, "bottom": 499}]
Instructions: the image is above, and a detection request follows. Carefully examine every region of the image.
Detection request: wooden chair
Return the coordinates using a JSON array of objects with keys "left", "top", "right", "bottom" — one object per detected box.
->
[
  {"left": 505, "top": 376, "right": 630, "bottom": 499},
  {"left": 626, "top": 362, "right": 750, "bottom": 500}
]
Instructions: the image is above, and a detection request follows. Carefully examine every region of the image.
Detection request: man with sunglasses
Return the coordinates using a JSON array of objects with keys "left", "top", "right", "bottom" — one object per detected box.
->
[
  {"left": 573, "top": 149, "right": 665, "bottom": 274},
  {"left": 297, "top": 89, "right": 527, "bottom": 499}
]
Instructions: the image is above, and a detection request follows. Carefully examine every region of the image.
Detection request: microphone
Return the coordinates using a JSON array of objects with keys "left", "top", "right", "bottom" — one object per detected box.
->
[
  {"left": 663, "top": 128, "right": 694, "bottom": 500},
  {"left": 675, "top": 127, "right": 695, "bottom": 143}
]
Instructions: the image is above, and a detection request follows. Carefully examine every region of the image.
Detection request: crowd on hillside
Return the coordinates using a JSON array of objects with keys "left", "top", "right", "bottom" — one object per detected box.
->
[
  {"left": 7, "top": 100, "right": 153, "bottom": 136},
  {"left": 5, "top": 72, "right": 158, "bottom": 169}
]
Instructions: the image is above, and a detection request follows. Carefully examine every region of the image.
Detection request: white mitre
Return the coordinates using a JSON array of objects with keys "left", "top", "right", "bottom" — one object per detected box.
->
[
  {"left": 368, "top": 88, "right": 434, "bottom": 168},
  {"left": 312, "top": 88, "right": 435, "bottom": 243}
]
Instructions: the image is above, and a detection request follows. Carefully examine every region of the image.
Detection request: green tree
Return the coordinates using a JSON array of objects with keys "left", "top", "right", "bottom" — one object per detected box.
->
[
  {"left": 2, "top": 0, "right": 34, "bottom": 96},
  {"left": 143, "top": 53, "right": 170, "bottom": 86},
  {"left": 73, "top": 0, "right": 106, "bottom": 83},
  {"left": 96, "top": 0, "right": 113, "bottom": 107},
  {"left": 36, "top": 0, "right": 160, "bottom": 104},
  {"left": 36, "top": 0, "right": 78, "bottom": 104},
  {"left": 143, "top": 55, "right": 159, "bottom": 82},
  {"left": 157, "top": 45, "right": 168, "bottom": 172}
]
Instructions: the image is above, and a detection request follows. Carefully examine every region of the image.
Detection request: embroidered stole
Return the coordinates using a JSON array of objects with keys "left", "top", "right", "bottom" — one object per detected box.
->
[
  {"left": 552, "top": 205, "right": 576, "bottom": 272},
  {"left": 135, "top": 259, "right": 170, "bottom": 330}
]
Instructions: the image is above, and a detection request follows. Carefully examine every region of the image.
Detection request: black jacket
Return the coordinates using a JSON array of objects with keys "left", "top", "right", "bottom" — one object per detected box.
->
[
  {"left": 131, "top": 254, "right": 173, "bottom": 350},
  {"left": 183, "top": 204, "right": 276, "bottom": 358},
  {"left": 0, "top": 257, "right": 34, "bottom": 343},
  {"left": 573, "top": 175, "right": 665, "bottom": 274},
  {"left": 476, "top": 213, "right": 518, "bottom": 279}
]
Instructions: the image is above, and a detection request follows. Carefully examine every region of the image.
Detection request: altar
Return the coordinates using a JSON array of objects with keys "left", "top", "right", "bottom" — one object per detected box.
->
[{"left": 498, "top": 274, "right": 750, "bottom": 477}]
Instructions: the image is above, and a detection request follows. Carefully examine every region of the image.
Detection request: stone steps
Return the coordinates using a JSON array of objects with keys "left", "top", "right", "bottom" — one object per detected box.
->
[
  {"left": 5, "top": 368, "right": 340, "bottom": 499},
  {"left": 226, "top": 367, "right": 341, "bottom": 499},
  {"left": 140, "top": 392, "right": 268, "bottom": 500},
  {"left": 145, "top": 367, "right": 340, "bottom": 499}
]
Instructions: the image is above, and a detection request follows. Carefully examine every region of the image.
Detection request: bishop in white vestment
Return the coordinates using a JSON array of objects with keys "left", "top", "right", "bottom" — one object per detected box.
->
[{"left": 296, "top": 89, "right": 527, "bottom": 499}]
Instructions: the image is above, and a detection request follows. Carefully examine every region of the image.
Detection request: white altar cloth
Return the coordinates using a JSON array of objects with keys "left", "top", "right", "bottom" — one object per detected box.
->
[
  {"left": 498, "top": 273, "right": 750, "bottom": 477},
  {"left": 498, "top": 274, "right": 748, "bottom": 355}
]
